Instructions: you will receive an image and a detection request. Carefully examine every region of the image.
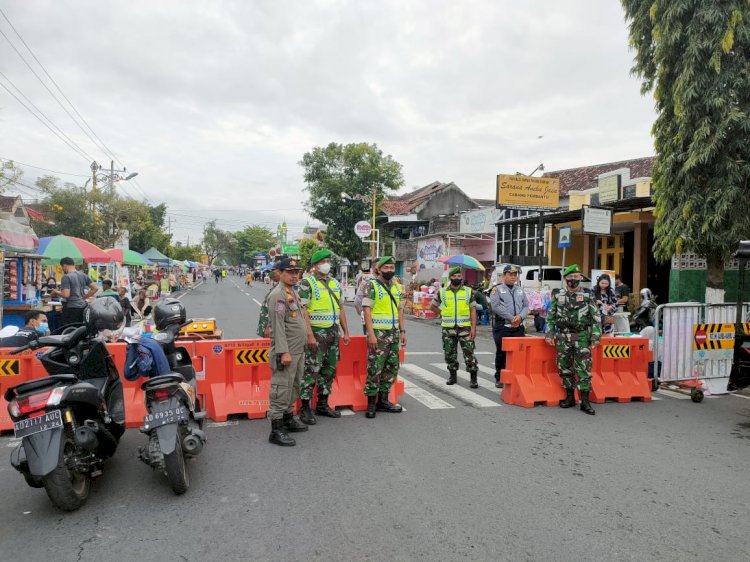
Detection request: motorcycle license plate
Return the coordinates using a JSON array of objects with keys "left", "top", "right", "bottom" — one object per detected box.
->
[
  {"left": 143, "top": 405, "right": 188, "bottom": 429},
  {"left": 13, "top": 410, "right": 63, "bottom": 439}
]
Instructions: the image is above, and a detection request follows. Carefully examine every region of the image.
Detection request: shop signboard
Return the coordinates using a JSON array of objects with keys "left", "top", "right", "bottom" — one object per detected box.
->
[
  {"left": 354, "top": 221, "right": 372, "bottom": 238},
  {"left": 460, "top": 208, "right": 504, "bottom": 234},
  {"left": 496, "top": 175, "right": 559, "bottom": 211},
  {"left": 581, "top": 206, "right": 613, "bottom": 235},
  {"left": 416, "top": 236, "right": 446, "bottom": 270},
  {"left": 598, "top": 175, "right": 621, "bottom": 204}
]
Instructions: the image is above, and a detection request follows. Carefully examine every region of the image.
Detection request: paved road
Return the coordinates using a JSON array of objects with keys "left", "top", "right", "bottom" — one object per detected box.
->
[{"left": 1, "top": 276, "right": 750, "bottom": 561}]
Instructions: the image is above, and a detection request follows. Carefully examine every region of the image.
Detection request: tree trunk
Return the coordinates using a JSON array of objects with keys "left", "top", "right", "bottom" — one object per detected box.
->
[{"left": 705, "top": 253, "right": 725, "bottom": 304}]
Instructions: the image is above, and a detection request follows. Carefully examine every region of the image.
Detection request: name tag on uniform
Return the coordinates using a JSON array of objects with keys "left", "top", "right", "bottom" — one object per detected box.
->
[
  {"left": 557, "top": 295, "right": 566, "bottom": 304},
  {"left": 499, "top": 289, "right": 508, "bottom": 294},
  {"left": 576, "top": 295, "right": 584, "bottom": 302}
]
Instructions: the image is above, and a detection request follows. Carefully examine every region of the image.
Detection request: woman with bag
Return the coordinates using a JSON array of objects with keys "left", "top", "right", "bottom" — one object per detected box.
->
[{"left": 594, "top": 274, "right": 618, "bottom": 334}]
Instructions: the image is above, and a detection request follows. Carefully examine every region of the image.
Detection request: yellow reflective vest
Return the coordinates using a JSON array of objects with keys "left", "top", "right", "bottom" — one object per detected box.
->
[
  {"left": 369, "top": 279, "right": 402, "bottom": 330},
  {"left": 439, "top": 286, "right": 472, "bottom": 328},
  {"left": 303, "top": 274, "right": 341, "bottom": 329}
]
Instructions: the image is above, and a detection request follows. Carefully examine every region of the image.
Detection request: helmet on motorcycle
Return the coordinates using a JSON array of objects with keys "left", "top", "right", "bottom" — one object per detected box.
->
[
  {"left": 640, "top": 288, "right": 653, "bottom": 301},
  {"left": 84, "top": 297, "right": 125, "bottom": 340},
  {"left": 153, "top": 298, "right": 186, "bottom": 331}
]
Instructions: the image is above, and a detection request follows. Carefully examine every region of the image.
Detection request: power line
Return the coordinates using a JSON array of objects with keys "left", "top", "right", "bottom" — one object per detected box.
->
[{"left": 0, "top": 156, "right": 89, "bottom": 177}]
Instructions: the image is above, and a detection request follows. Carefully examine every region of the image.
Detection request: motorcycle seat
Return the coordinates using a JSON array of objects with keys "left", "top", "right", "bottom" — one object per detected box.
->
[{"left": 141, "top": 373, "right": 185, "bottom": 390}]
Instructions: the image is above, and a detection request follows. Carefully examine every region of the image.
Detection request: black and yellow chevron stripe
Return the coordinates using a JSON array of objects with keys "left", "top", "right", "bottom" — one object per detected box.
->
[
  {"left": 694, "top": 323, "right": 735, "bottom": 350},
  {"left": 0, "top": 359, "right": 20, "bottom": 376},
  {"left": 235, "top": 348, "right": 269, "bottom": 365},
  {"left": 602, "top": 345, "right": 630, "bottom": 359}
]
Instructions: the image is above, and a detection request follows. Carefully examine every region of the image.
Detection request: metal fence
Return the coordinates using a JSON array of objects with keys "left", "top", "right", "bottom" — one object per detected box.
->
[{"left": 654, "top": 302, "right": 750, "bottom": 389}]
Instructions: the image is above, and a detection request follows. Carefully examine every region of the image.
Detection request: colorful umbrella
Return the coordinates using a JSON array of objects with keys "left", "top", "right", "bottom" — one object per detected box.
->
[
  {"left": 438, "top": 254, "right": 486, "bottom": 271},
  {"left": 37, "top": 235, "right": 113, "bottom": 265},
  {"left": 104, "top": 248, "right": 152, "bottom": 266}
]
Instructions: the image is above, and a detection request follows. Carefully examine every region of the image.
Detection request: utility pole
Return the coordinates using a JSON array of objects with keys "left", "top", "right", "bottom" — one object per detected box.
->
[{"left": 168, "top": 216, "right": 172, "bottom": 237}]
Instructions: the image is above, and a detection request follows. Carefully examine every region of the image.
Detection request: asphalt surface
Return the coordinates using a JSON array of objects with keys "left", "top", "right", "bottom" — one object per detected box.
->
[{"left": 1, "top": 275, "right": 750, "bottom": 561}]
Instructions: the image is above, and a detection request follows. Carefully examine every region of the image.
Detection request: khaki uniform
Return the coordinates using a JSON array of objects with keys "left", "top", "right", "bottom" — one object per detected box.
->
[{"left": 268, "top": 283, "right": 307, "bottom": 420}]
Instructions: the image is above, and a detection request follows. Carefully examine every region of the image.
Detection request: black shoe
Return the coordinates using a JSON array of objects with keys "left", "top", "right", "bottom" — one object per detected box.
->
[
  {"left": 376, "top": 392, "right": 402, "bottom": 413},
  {"left": 559, "top": 388, "right": 576, "bottom": 408},
  {"left": 580, "top": 391, "right": 595, "bottom": 415},
  {"left": 366, "top": 395, "right": 377, "bottom": 419},
  {"left": 282, "top": 412, "right": 309, "bottom": 432},
  {"left": 269, "top": 419, "right": 296, "bottom": 446},
  {"left": 299, "top": 399, "right": 317, "bottom": 425},
  {"left": 494, "top": 380, "right": 503, "bottom": 389},
  {"left": 446, "top": 370, "right": 458, "bottom": 385},
  {"left": 469, "top": 371, "right": 479, "bottom": 389},
  {"left": 315, "top": 394, "right": 341, "bottom": 418}
]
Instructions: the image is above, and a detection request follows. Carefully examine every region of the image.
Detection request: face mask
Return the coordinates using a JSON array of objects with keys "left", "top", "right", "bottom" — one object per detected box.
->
[
  {"left": 566, "top": 279, "right": 581, "bottom": 289},
  {"left": 36, "top": 323, "right": 49, "bottom": 335},
  {"left": 450, "top": 278, "right": 462, "bottom": 287},
  {"left": 317, "top": 263, "right": 331, "bottom": 275},
  {"left": 381, "top": 271, "right": 395, "bottom": 281},
  {"left": 47, "top": 283, "right": 56, "bottom": 289}
]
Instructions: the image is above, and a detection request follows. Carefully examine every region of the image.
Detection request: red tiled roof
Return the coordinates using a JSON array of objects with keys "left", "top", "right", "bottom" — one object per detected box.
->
[
  {"left": 543, "top": 156, "right": 654, "bottom": 197},
  {"left": 382, "top": 181, "right": 455, "bottom": 215},
  {"left": 0, "top": 195, "right": 20, "bottom": 212}
]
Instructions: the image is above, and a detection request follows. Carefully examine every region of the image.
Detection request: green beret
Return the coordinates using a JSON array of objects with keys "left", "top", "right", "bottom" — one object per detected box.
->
[
  {"left": 563, "top": 264, "right": 581, "bottom": 277},
  {"left": 311, "top": 249, "right": 331, "bottom": 264},
  {"left": 377, "top": 256, "right": 395, "bottom": 268},
  {"left": 448, "top": 267, "right": 461, "bottom": 276}
]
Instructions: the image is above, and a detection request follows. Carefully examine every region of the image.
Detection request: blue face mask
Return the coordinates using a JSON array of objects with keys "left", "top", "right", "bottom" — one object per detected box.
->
[{"left": 36, "top": 323, "right": 49, "bottom": 335}]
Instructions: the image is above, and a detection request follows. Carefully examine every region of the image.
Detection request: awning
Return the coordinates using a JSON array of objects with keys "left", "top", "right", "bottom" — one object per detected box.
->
[{"left": 495, "top": 196, "right": 654, "bottom": 227}]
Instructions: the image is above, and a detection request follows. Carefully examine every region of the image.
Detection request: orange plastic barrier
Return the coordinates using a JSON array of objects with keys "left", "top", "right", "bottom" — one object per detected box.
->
[
  {"left": 500, "top": 338, "right": 566, "bottom": 407},
  {"left": 0, "top": 349, "right": 42, "bottom": 431},
  {"left": 590, "top": 336, "right": 652, "bottom": 404}
]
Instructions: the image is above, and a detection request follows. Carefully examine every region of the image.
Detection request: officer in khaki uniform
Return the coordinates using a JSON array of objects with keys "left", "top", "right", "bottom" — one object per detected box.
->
[{"left": 267, "top": 258, "right": 309, "bottom": 446}]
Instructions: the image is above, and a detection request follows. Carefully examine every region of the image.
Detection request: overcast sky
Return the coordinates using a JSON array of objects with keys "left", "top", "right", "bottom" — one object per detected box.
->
[{"left": 0, "top": 0, "right": 655, "bottom": 245}]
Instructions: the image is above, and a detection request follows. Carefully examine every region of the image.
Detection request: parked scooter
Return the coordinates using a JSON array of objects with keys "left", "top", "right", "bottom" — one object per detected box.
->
[
  {"left": 631, "top": 288, "right": 657, "bottom": 331},
  {"left": 4, "top": 298, "right": 126, "bottom": 511},
  {"left": 132, "top": 299, "right": 205, "bottom": 494}
]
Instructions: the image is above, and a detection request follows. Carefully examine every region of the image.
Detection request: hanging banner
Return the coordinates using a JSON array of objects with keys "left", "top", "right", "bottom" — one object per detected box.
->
[{"left": 496, "top": 175, "right": 559, "bottom": 210}]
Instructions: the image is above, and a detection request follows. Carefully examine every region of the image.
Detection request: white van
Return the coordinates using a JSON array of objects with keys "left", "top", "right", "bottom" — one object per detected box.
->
[{"left": 519, "top": 265, "right": 591, "bottom": 291}]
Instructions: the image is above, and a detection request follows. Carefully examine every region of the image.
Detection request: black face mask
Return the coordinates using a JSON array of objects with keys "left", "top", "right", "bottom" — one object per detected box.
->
[
  {"left": 381, "top": 271, "right": 395, "bottom": 281},
  {"left": 566, "top": 279, "right": 581, "bottom": 289},
  {"left": 450, "top": 278, "right": 462, "bottom": 287}
]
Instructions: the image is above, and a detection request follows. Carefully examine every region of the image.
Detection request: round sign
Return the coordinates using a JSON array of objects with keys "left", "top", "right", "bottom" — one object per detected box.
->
[
  {"left": 354, "top": 221, "right": 373, "bottom": 238},
  {"left": 694, "top": 330, "right": 707, "bottom": 346}
]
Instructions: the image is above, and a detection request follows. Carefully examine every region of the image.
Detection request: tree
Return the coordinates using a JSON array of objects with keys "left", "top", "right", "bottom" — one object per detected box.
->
[
  {"left": 169, "top": 242, "right": 203, "bottom": 261},
  {"left": 300, "top": 142, "right": 404, "bottom": 267},
  {"left": 0, "top": 160, "right": 22, "bottom": 193},
  {"left": 298, "top": 238, "right": 320, "bottom": 270},
  {"left": 202, "top": 220, "right": 236, "bottom": 265},
  {"left": 233, "top": 225, "right": 275, "bottom": 264},
  {"left": 622, "top": 0, "right": 750, "bottom": 301}
]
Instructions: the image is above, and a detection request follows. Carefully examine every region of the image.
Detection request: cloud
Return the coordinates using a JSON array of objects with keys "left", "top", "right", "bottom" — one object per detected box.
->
[{"left": 0, "top": 0, "right": 655, "bottom": 243}]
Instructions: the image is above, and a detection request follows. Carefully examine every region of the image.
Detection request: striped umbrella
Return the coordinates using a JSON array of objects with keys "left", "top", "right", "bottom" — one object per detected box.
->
[
  {"left": 438, "top": 254, "right": 486, "bottom": 271},
  {"left": 104, "top": 248, "right": 152, "bottom": 266},
  {"left": 37, "top": 235, "right": 113, "bottom": 265}
]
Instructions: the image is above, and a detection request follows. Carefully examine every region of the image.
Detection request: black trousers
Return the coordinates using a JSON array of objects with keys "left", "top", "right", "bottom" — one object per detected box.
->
[
  {"left": 493, "top": 324, "right": 525, "bottom": 380},
  {"left": 61, "top": 306, "right": 85, "bottom": 327}
]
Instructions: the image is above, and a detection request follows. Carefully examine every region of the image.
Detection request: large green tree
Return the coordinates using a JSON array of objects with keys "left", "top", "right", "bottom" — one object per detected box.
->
[
  {"left": 0, "top": 160, "right": 22, "bottom": 193},
  {"left": 233, "top": 225, "right": 275, "bottom": 264},
  {"left": 300, "top": 142, "right": 404, "bottom": 266},
  {"left": 622, "top": 0, "right": 750, "bottom": 300},
  {"left": 202, "top": 220, "right": 236, "bottom": 265}
]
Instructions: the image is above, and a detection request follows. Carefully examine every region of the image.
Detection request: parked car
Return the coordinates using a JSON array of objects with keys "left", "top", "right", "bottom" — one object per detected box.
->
[{"left": 519, "top": 265, "right": 591, "bottom": 292}]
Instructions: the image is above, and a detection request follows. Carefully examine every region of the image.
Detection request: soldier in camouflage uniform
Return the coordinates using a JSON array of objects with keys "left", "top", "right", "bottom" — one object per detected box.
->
[
  {"left": 430, "top": 267, "right": 479, "bottom": 387},
  {"left": 362, "top": 256, "right": 405, "bottom": 419},
  {"left": 257, "top": 265, "right": 282, "bottom": 338},
  {"left": 298, "top": 249, "right": 351, "bottom": 425},
  {"left": 545, "top": 264, "right": 601, "bottom": 415}
]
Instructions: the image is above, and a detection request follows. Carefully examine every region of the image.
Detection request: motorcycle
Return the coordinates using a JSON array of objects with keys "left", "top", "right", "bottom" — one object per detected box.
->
[
  {"left": 631, "top": 288, "right": 657, "bottom": 331},
  {"left": 4, "top": 298, "right": 126, "bottom": 511},
  {"left": 133, "top": 299, "right": 206, "bottom": 494}
]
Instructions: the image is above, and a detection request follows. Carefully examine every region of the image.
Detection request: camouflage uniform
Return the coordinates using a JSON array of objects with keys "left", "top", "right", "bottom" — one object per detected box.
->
[
  {"left": 431, "top": 287, "right": 478, "bottom": 373},
  {"left": 546, "top": 289, "right": 601, "bottom": 390},
  {"left": 365, "top": 328, "right": 401, "bottom": 395},
  {"left": 256, "top": 283, "right": 275, "bottom": 337},
  {"left": 298, "top": 276, "right": 341, "bottom": 400}
]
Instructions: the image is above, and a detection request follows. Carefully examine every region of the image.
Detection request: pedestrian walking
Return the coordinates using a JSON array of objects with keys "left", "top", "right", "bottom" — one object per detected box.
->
[
  {"left": 362, "top": 256, "right": 404, "bottom": 419},
  {"left": 267, "top": 258, "right": 309, "bottom": 446},
  {"left": 298, "top": 249, "right": 351, "bottom": 424},
  {"left": 545, "top": 264, "right": 601, "bottom": 415},
  {"left": 429, "top": 267, "right": 479, "bottom": 387},
  {"left": 489, "top": 264, "right": 529, "bottom": 388},
  {"left": 50, "top": 257, "right": 98, "bottom": 326}
]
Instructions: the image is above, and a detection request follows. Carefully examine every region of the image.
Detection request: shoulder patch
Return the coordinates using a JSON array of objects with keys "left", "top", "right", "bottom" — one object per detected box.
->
[{"left": 275, "top": 301, "right": 286, "bottom": 313}]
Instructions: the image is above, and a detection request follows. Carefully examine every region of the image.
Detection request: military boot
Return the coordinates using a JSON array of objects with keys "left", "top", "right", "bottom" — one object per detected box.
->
[
  {"left": 469, "top": 371, "right": 479, "bottom": 389},
  {"left": 315, "top": 393, "right": 341, "bottom": 418},
  {"left": 559, "top": 388, "right": 576, "bottom": 408},
  {"left": 580, "top": 391, "right": 596, "bottom": 415},
  {"left": 269, "top": 419, "right": 296, "bottom": 447},
  {"left": 366, "top": 395, "right": 377, "bottom": 419},
  {"left": 376, "top": 392, "right": 403, "bottom": 413},
  {"left": 283, "top": 412, "right": 309, "bottom": 432},
  {"left": 446, "top": 370, "right": 458, "bottom": 385},
  {"left": 299, "top": 399, "right": 317, "bottom": 425}
]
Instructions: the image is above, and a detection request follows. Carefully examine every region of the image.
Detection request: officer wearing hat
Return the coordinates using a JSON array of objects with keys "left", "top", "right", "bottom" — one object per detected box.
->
[
  {"left": 267, "top": 257, "right": 309, "bottom": 446},
  {"left": 362, "top": 256, "right": 405, "bottom": 419},
  {"left": 297, "top": 248, "right": 351, "bottom": 424},
  {"left": 489, "top": 264, "right": 529, "bottom": 388},
  {"left": 545, "top": 264, "right": 601, "bottom": 415},
  {"left": 429, "top": 267, "right": 479, "bottom": 387}
]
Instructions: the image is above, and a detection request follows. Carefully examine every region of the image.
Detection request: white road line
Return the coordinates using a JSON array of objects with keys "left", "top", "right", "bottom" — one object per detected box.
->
[
  {"left": 400, "top": 364, "right": 500, "bottom": 408},
  {"left": 431, "top": 363, "right": 499, "bottom": 393},
  {"left": 338, "top": 408, "right": 355, "bottom": 416},
  {"left": 475, "top": 364, "right": 497, "bottom": 376},
  {"left": 401, "top": 376, "right": 455, "bottom": 409},
  {"left": 656, "top": 389, "right": 690, "bottom": 400},
  {"left": 4, "top": 439, "right": 21, "bottom": 448},
  {"left": 206, "top": 420, "right": 239, "bottom": 427},
  {"left": 732, "top": 393, "right": 750, "bottom": 400},
  {"left": 252, "top": 298, "right": 262, "bottom": 306}
]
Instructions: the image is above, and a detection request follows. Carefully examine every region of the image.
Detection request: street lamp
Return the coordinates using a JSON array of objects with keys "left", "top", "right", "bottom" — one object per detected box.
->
[{"left": 84, "top": 160, "right": 139, "bottom": 217}]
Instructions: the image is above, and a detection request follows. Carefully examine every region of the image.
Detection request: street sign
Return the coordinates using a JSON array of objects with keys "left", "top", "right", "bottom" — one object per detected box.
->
[
  {"left": 354, "top": 221, "right": 372, "bottom": 239},
  {"left": 558, "top": 226, "right": 572, "bottom": 248},
  {"left": 598, "top": 175, "right": 621, "bottom": 204},
  {"left": 581, "top": 205, "right": 613, "bottom": 235},
  {"left": 496, "top": 175, "right": 559, "bottom": 211}
]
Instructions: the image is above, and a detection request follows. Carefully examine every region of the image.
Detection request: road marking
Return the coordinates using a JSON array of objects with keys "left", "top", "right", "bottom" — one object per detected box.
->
[
  {"left": 253, "top": 298, "right": 262, "bottom": 306},
  {"left": 431, "top": 363, "right": 498, "bottom": 393},
  {"left": 400, "top": 364, "right": 500, "bottom": 408},
  {"left": 732, "top": 393, "right": 750, "bottom": 400},
  {"left": 655, "top": 389, "right": 690, "bottom": 400},
  {"left": 338, "top": 408, "right": 355, "bottom": 416},
  {"left": 4, "top": 439, "right": 21, "bottom": 448},
  {"left": 176, "top": 280, "right": 204, "bottom": 300},
  {"left": 405, "top": 351, "right": 493, "bottom": 356},
  {"left": 401, "top": 376, "right": 455, "bottom": 409},
  {"left": 206, "top": 419, "right": 239, "bottom": 427}
]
